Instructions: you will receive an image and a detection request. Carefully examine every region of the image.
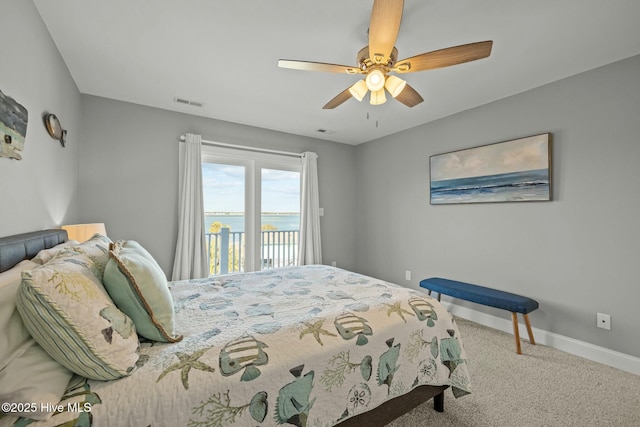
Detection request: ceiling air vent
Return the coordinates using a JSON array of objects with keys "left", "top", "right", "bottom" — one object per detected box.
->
[{"left": 174, "top": 97, "right": 204, "bottom": 107}]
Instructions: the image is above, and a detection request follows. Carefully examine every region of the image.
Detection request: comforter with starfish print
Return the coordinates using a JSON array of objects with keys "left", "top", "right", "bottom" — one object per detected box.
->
[{"left": 11, "top": 265, "right": 471, "bottom": 427}]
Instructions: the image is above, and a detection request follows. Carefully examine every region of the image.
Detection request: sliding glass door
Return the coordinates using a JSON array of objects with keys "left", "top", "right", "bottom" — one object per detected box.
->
[
  {"left": 202, "top": 161, "right": 247, "bottom": 274},
  {"left": 202, "top": 146, "right": 301, "bottom": 275},
  {"left": 260, "top": 168, "right": 301, "bottom": 270}
]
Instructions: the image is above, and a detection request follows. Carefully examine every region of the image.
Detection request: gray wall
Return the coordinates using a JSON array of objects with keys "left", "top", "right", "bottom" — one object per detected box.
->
[
  {"left": 355, "top": 54, "right": 640, "bottom": 358},
  {"left": 78, "top": 95, "right": 357, "bottom": 276},
  {"left": 0, "top": 0, "right": 81, "bottom": 236}
]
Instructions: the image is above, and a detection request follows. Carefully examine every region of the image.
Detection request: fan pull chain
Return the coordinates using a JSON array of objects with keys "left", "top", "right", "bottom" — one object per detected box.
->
[{"left": 366, "top": 112, "right": 379, "bottom": 127}]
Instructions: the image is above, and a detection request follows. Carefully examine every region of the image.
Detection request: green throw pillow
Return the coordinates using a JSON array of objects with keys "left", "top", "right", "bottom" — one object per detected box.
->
[{"left": 103, "top": 240, "right": 182, "bottom": 343}]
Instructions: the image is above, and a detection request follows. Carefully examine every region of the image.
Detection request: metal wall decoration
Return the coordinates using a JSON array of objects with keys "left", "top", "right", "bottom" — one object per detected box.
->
[
  {"left": 0, "top": 90, "right": 28, "bottom": 160},
  {"left": 44, "top": 113, "right": 66, "bottom": 147},
  {"left": 430, "top": 133, "right": 552, "bottom": 204}
]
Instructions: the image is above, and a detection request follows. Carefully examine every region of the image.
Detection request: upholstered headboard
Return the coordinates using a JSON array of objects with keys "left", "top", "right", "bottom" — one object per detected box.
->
[{"left": 0, "top": 229, "right": 68, "bottom": 273}]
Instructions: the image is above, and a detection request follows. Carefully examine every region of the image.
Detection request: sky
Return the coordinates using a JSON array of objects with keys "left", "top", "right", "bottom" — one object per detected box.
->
[
  {"left": 202, "top": 163, "right": 301, "bottom": 213},
  {"left": 430, "top": 134, "right": 550, "bottom": 181}
]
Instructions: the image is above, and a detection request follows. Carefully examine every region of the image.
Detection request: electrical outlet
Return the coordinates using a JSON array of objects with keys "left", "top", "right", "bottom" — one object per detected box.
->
[
  {"left": 597, "top": 313, "right": 611, "bottom": 330},
  {"left": 331, "top": 261, "right": 337, "bottom": 267},
  {"left": 405, "top": 270, "right": 411, "bottom": 281}
]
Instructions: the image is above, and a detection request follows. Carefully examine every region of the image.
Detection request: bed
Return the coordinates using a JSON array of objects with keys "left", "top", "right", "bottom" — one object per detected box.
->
[{"left": 0, "top": 229, "right": 470, "bottom": 427}]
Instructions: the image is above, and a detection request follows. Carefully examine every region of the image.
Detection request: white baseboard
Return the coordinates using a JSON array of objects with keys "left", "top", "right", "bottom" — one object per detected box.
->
[{"left": 441, "top": 302, "right": 640, "bottom": 377}]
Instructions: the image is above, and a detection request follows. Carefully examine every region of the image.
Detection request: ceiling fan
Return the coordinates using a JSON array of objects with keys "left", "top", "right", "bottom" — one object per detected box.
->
[{"left": 278, "top": 0, "right": 493, "bottom": 109}]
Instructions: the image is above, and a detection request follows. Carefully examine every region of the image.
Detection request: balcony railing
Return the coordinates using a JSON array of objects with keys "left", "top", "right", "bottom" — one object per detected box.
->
[{"left": 206, "top": 228, "right": 299, "bottom": 275}]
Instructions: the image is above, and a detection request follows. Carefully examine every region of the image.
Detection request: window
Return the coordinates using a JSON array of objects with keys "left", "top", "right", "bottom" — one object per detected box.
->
[{"left": 202, "top": 145, "right": 301, "bottom": 275}]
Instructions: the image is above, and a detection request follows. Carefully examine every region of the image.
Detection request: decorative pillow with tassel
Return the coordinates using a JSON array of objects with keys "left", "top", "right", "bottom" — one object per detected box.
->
[{"left": 103, "top": 240, "right": 182, "bottom": 343}]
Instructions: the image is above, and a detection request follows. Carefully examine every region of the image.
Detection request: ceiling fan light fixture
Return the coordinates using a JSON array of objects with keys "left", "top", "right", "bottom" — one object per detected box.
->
[
  {"left": 370, "top": 88, "right": 387, "bottom": 105},
  {"left": 348, "top": 80, "right": 368, "bottom": 102},
  {"left": 277, "top": 1, "right": 492, "bottom": 110},
  {"left": 365, "top": 69, "right": 386, "bottom": 92},
  {"left": 384, "top": 75, "right": 407, "bottom": 98}
]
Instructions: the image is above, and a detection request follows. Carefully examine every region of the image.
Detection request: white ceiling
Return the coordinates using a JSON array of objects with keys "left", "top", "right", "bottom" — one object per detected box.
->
[{"left": 34, "top": 0, "right": 640, "bottom": 145}]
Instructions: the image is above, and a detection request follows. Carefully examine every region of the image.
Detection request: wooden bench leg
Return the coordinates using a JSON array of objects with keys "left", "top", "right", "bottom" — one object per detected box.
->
[
  {"left": 512, "top": 313, "right": 536, "bottom": 354},
  {"left": 523, "top": 313, "right": 536, "bottom": 345},
  {"left": 511, "top": 312, "right": 522, "bottom": 354}
]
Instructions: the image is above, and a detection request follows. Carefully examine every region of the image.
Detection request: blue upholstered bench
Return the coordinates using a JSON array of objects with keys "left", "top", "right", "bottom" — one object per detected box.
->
[{"left": 420, "top": 277, "right": 539, "bottom": 354}]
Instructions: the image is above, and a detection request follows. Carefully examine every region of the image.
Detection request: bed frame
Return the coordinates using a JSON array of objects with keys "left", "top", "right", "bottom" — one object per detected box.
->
[
  {"left": 0, "top": 229, "right": 68, "bottom": 272},
  {"left": 336, "top": 384, "right": 446, "bottom": 426},
  {"left": 0, "top": 229, "right": 448, "bottom": 426}
]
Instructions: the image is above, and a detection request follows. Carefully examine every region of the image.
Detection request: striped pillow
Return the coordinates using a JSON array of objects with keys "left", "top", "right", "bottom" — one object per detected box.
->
[{"left": 16, "top": 253, "right": 139, "bottom": 381}]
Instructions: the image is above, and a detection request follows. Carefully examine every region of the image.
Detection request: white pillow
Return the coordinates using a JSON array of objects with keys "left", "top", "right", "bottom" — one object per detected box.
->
[
  {"left": 31, "top": 240, "right": 79, "bottom": 264},
  {"left": 0, "top": 342, "right": 73, "bottom": 421},
  {"left": 0, "top": 260, "right": 72, "bottom": 421},
  {"left": 0, "top": 260, "right": 36, "bottom": 367}
]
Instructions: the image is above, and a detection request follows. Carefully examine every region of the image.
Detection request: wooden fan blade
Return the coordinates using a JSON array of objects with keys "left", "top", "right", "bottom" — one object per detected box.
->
[
  {"left": 368, "top": 0, "right": 404, "bottom": 64},
  {"left": 393, "top": 41, "right": 493, "bottom": 73},
  {"left": 278, "top": 60, "right": 361, "bottom": 74},
  {"left": 323, "top": 87, "right": 353, "bottom": 109},
  {"left": 395, "top": 83, "right": 423, "bottom": 107}
]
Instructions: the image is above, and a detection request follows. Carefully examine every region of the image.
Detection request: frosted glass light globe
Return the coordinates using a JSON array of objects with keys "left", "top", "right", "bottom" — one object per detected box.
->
[{"left": 365, "top": 69, "right": 385, "bottom": 92}]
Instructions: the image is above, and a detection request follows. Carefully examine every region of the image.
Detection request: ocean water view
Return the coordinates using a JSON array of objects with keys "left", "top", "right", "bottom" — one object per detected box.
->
[
  {"left": 205, "top": 213, "right": 300, "bottom": 233},
  {"left": 430, "top": 169, "right": 550, "bottom": 204}
]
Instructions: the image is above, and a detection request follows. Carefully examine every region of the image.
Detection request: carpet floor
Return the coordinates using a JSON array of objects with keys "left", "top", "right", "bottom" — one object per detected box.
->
[{"left": 388, "top": 317, "right": 640, "bottom": 427}]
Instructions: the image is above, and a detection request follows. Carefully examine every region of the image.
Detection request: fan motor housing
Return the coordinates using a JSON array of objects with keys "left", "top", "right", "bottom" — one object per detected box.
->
[{"left": 357, "top": 46, "right": 398, "bottom": 70}]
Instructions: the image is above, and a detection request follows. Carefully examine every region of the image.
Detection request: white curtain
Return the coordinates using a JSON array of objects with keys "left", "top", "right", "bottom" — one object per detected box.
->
[
  {"left": 298, "top": 152, "right": 322, "bottom": 265},
  {"left": 172, "top": 133, "right": 209, "bottom": 280}
]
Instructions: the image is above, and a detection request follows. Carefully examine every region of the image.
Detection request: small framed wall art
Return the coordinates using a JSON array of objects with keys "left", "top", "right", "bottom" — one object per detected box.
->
[{"left": 430, "top": 133, "right": 552, "bottom": 204}]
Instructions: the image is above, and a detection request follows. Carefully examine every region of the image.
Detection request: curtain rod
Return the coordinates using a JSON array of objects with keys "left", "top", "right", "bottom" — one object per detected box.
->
[{"left": 179, "top": 134, "right": 303, "bottom": 158}]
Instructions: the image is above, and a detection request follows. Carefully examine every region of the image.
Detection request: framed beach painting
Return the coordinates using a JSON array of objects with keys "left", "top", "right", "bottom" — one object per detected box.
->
[
  {"left": 0, "top": 90, "right": 28, "bottom": 160},
  {"left": 430, "top": 133, "right": 551, "bottom": 204}
]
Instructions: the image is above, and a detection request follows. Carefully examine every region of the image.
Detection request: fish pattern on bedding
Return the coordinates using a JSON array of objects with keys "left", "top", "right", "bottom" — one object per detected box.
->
[{"left": 3, "top": 265, "right": 470, "bottom": 427}]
